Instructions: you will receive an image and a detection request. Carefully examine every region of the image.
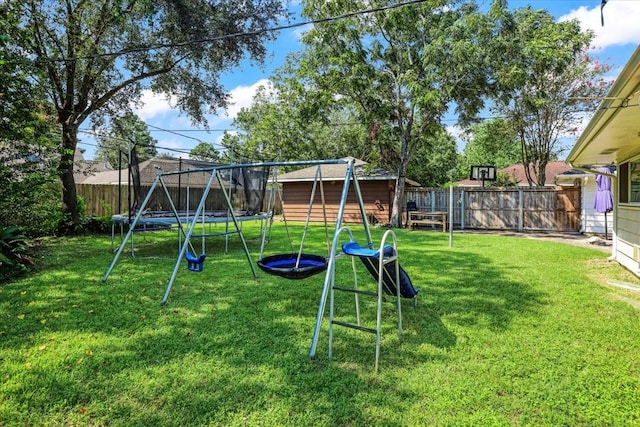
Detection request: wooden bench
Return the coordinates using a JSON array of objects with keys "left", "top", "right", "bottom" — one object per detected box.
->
[{"left": 408, "top": 211, "right": 447, "bottom": 232}]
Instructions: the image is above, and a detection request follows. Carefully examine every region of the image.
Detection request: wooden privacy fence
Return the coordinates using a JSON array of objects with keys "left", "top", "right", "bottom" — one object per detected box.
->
[
  {"left": 405, "top": 186, "right": 581, "bottom": 232},
  {"left": 77, "top": 183, "right": 283, "bottom": 217},
  {"left": 77, "top": 184, "right": 235, "bottom": 216}
]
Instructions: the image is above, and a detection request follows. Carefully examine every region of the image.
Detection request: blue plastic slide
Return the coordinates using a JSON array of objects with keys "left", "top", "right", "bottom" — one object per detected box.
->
[{"left": 342, "top": 242, "right": 418, "bottom": 298}]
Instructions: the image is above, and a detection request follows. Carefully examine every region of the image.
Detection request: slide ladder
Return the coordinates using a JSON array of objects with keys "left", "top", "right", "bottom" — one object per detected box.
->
[{"left": 328, "top": 228, "right": 405, "bottom": 372}]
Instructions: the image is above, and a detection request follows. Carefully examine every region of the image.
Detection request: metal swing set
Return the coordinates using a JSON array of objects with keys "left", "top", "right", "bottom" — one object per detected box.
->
[{"left": 102, "top": 158, "right": 418, "bottom": 370}]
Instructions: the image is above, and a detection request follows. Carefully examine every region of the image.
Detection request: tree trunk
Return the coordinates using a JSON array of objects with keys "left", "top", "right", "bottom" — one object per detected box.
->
[
  {"left": 390, "top": 164, "right": 407, "bottom": 228},
  {"left": 58, "top": 124, "right": 80, "bottom": 232}
]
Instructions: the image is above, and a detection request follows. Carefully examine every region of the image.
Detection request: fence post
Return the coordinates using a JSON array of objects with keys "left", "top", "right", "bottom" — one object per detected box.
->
[
  {"left": 460, "top": 189, "right": 465, "bottom": 230},
  {"left": 518, "top": 188, "right": 524, "bottom": 231}
]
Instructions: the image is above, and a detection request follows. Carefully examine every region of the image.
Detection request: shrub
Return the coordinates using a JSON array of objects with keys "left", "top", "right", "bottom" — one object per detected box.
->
[
  {"left": 0, "top": 225, "right": 34, "bottom": 282},
  {"left": 80, "top": 216, "right": 113, "bottom": 234}
]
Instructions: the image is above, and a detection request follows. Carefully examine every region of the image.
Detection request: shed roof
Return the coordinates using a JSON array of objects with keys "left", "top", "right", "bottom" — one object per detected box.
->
[{"left": 277, "top": 157, "right": 420, "bottom": 186}]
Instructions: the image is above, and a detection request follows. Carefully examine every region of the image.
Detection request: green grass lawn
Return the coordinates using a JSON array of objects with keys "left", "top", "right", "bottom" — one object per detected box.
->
[{"left": 1, "top": 223, "right": 639, "bottom": 426}]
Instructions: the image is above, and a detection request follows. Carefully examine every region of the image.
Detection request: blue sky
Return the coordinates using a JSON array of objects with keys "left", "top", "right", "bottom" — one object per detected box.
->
[{"left": 78, "top": 0, "right": 640, "bottom": 161}]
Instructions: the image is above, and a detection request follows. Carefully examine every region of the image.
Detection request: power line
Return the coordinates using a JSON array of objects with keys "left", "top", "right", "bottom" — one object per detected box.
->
[
  {"left": 36, "top": 0, "right": 430, "bottom": 63},
  {"left": 79, "top": 127, "right": 232, "bottom": 153}
]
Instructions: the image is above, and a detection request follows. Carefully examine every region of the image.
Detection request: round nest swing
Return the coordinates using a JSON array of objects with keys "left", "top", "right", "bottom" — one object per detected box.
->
[{"left": 257, "top": 253, "right": 328, "bottom": 280}]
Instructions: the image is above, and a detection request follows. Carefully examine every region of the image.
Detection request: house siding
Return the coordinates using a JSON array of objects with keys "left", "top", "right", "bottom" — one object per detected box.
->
[
  {"left": 581, "top": 178, "right": 614, "bottom": 235},
  {"left": 615, "top": 205, "right": 640, "bottom": 274},
  {"left": 281, "top": 181, "right": 392, "bottom": 225}
]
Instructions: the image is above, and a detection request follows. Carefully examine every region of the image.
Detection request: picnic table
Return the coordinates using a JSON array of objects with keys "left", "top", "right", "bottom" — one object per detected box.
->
[{"left": 408, "top": 211, "right": 447, "bottom": 232}]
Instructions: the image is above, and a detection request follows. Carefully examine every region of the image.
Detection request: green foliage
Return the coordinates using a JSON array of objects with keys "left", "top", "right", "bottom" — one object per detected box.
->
[
  {"left": 80, "top": 201, "right": 113, "bottom": 235},
  {"left": 0, "top": 7, "right": 64, "bottom": 236},
  {"left": 457, "top": 118, "right": 521, "bottom": 179},
  {"left": 4, "top": 0, "right": 287, "bottom": 228},
  {"left": 489, "top": 6, "right": 612, "bottom": 186},
  {"left": 490, "top": 171, "right": 519, "bottom": 187},
  {"left": 190, "top": 142, "right": 221, "bottom": 162},
  {"left": 229, "top": 83, "right": 369, "bottom": 163},
  {"left": 80, "top": 216, "right": 113, "bottom": 235},
  {"left": 0, "top": 225, "right": 34, "bottom": 281},
  {"left": 407, "top": 127, "right": 458, "bottom": 186},
  {"left": 95, "top": 113, "right": 158, "bottom": 167}
]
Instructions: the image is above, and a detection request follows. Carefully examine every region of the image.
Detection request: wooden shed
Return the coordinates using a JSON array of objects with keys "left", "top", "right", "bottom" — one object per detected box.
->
[{"left": 277, "top": 157, "right": 419, "bottom": 225}]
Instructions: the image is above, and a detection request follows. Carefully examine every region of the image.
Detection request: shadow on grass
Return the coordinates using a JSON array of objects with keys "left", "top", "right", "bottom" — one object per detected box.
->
[{"left": 0, "top": 228, "right": 548, "bottom": 425}]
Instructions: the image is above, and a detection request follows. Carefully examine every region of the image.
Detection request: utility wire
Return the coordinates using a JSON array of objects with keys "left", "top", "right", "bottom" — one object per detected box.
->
[{"left": 36, "top": 0, "right": 430, "bottom": 63}]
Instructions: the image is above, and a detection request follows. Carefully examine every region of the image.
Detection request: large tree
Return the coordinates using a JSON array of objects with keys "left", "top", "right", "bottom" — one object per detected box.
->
[
  {"left": 0, "top": 10, "right": 62, "bottom": 235},
  {"left": 4, "top": 0, "right": 286, "bottom": 231},
  {"left": 457, "top": 118, "right": 521, "bottom": 178},
  {"left": 490, "top": 6, "right": 611, "bottom": 186},
  {"left": 293, "top": 0, "right": 495, "bottom": 226},
  {"left": 229, "top": 82, "right": 370, "bottom": 162}
]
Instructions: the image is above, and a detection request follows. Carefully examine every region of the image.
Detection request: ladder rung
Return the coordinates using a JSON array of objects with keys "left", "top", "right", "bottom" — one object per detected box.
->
[
  {"left": 332, "top": 286, "right": 378, "bottom": 297},
  {"left": 331, "top": 320, "right": 377, "bottom": 334}
]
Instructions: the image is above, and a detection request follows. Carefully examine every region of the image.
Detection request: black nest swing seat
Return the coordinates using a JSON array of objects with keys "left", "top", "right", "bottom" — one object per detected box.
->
[{"left": 257, "top": 253, "right": 328, "bottom": 280}]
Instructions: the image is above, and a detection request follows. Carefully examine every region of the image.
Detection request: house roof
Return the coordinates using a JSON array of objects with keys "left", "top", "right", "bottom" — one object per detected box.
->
[
  {"left": 74, "top": 151, "right": 114, "bottom": 183},
  {"left": 554, "top": 165, "right": 616, "bottom": 184},
  {"left": 567, "top": 44, "right": 640, "bottom": 168},
  {"left": 457, "top": 161, "right": 572, "bottom": 187},
  {"left": 277, "top": 157, "right": 421, "bottom": 186},
  {"left": 80, "top": 157, "right": 223, "bottom": 187}
]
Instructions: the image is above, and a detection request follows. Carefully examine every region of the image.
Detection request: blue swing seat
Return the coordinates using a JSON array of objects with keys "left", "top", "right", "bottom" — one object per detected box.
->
[
  {"left": 257, "top": 253, "right": 328, "bottom": 280},
  {"left": 185, "top": 251, "right": 206, "bottom": 272}
]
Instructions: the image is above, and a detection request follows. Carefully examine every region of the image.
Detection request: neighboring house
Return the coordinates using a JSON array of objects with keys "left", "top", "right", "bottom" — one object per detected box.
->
[
  {"left": 76, "top": 156, "right": 225, "bottom": 216},
  {"left": 554, "top": 167, "right": 615, "bottom": 236},
  {"left": 79, "top": 157, "right": 221, "bottom": 187},
  {"left": 457, "top": 161, "right": 572, "bottom": 187},
  {"left": 74, "top": 149, "right": 114, "bottom": 183},
  {"left": 277, "top": 157, "right": 419, "bottom": 225},
  {"left": 567, "top": 44, "right": 640, "bottom": 275}
]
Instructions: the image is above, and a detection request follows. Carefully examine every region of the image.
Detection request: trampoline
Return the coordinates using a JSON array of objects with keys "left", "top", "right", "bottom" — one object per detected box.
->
[
  {"left": 257, "top": 253, "right": 328, "bottom": 279},
  {"left": 111, "top": 210, "right": 269, "bottom": 227},
  {"left": 110, "top": 210, "right": 271, "bottom": 250}
]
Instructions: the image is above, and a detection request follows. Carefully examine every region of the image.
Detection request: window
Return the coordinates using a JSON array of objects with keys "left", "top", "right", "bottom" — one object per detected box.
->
[
  {"left": 632, "top": 161, "right": 640, "bottom": 203},
  {"left": 619, "top": 160, "right": 640, "bottom": 204}
]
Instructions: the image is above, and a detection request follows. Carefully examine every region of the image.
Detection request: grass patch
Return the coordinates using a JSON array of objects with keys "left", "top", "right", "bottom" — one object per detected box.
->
[{"left": 1, "top": 224, "right": 639, "bottom": 426}]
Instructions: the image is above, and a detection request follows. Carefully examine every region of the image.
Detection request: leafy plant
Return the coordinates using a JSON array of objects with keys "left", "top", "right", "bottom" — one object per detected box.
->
[
  {"left": 0, "top": 225, "right": 34, "bottom": 281},
  {"left": 80, "top": 216, "right": 112, "bottom": 234}
]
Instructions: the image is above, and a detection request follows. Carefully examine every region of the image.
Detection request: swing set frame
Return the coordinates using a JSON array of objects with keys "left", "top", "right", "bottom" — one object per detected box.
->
[
  {"left": 102, "top": 157, "right": 404, "bottom": 363},
  {"left": 102, "top": 159, "right": 372, "bottom": 299}
]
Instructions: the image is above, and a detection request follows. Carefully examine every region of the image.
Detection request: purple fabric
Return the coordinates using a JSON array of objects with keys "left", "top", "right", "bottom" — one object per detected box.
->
[{"left": 594, "top": 168, "right": 613, "bottom": 213}]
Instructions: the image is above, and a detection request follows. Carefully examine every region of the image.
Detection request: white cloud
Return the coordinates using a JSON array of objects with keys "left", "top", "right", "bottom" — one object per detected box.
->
[
  {"left": 446, "top": 124, "right": 466, "bottom": 152},
  {"left": 559, "top": 2, "right": 640, "bottom": 50},
  {"left": 293, "top": 23, "right": 312, "bottom": 41},
  {"left": 223, "top": 79, "right": 274, "bottom": 118},
  {"left": 446, "top": 124, "right": 464, "bottom": 140},
  {"left": 133, "top": 90, "right": 177, "bottom": 120}
]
